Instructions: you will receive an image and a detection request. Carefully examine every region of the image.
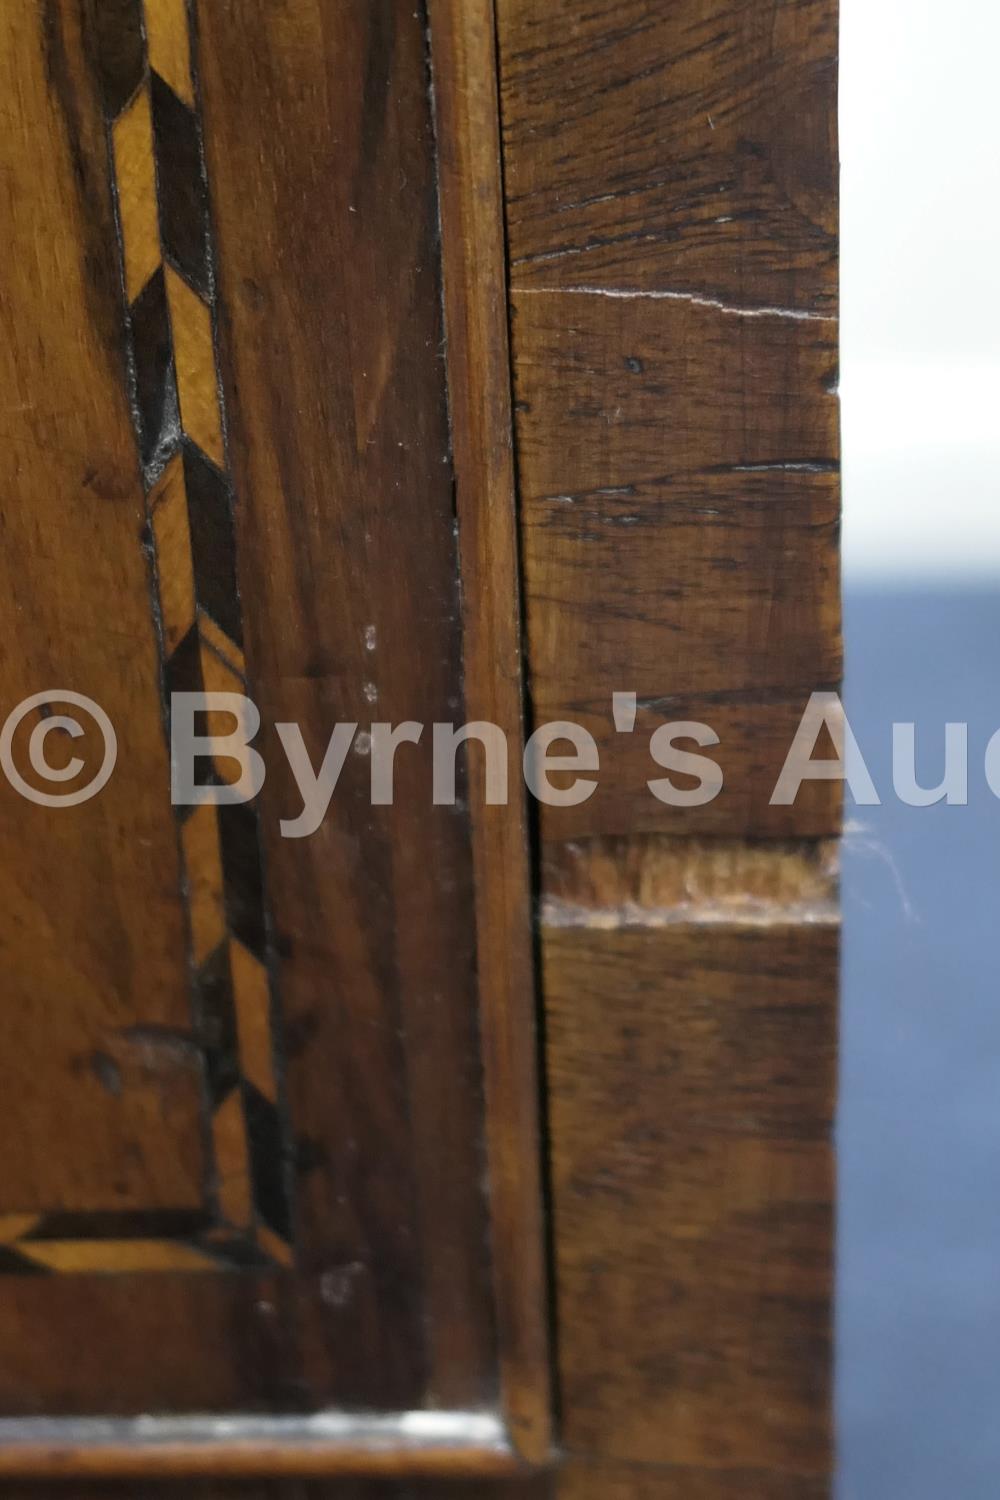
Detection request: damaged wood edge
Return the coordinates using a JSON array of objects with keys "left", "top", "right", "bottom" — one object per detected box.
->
[
  {"left": 0, "top": 1410, "right": 534, "bottom": 1479},
  {"left": 541, "top": 836, "right": 840, "bottom": 929},
  {"left": 427, "top": 0, "right": 553, "bottom": 1466}
]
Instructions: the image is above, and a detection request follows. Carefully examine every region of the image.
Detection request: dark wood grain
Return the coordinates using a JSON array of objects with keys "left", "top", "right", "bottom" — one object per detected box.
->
[
  {"left": 0, "top": 0, "right": 840, "bottom": 1487},
  {"left": 495, "top": 6, "right": 842, "bottom": 1476},
  {"left": 0, "top": 0, "right": 549, "bottom": 1460},
  {"left": 2, "top": 1477, "right": 551, "bottom": 1500},
  {"left": 194, "top": 0, "right": 497, "bottom": 1414},
  {"left": 499, "top": 0, "right": 837, "bottom": 312},
  {"left": 510, "top": 286, "right": 840, "bottom": 840},
  {"left": 0, "top": 0, "right": 202, "bottom": 1214},
  {"left": 542, "top": 842, "right": 837, "bottom": 1477},
  {"left": 428, "top": 0, "right": 551, "bottom": 1461},
  {"left": 14, "top": 1465, "right": 822, "bottom": 1500},
  {"left": 496, "top": 0, "right": 841, "bottom": 842},
  {"left": 558, "top": 1456, "right": 828, "bottom": 1499}
]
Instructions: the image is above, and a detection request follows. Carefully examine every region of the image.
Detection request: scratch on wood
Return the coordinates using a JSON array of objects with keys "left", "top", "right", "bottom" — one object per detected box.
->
[{"left": 515, "top": 284, "right": 836, "bottom": 323}]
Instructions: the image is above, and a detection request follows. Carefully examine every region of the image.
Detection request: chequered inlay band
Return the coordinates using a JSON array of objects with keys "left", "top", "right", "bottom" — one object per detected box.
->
[{"left": 0, "top": 0, "right": 294, "bottom": 1275}]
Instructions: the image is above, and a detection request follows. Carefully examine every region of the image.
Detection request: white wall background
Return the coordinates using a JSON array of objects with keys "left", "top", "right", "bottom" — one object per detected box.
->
[{"left": 841, "top": 0, "right": 1000, "bottom": 581}]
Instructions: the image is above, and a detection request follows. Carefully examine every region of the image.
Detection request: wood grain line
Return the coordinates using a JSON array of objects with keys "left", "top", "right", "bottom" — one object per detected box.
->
[{"left": 429, "top": 0, "right": 553, "bottom": 1462}]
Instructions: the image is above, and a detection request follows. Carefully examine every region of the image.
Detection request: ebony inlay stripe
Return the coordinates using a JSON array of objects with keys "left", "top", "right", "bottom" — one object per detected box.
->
[
  {"left": 244, "top": 1083, "right": 293, "bottom": 1243},
  {"left": 0, "top": 1248, "right": 46, "bottom": 1277},
  {"left": 183, "top": 441, "right": 243, "bottom": 647},
  {"left": 23, "top": 1209, "right": 210, "bottom": 1241},
  {"left": 163, "top": 618, "right": 204, "bottom": 703},
  {"left": 0, "top": 0, "right": 294, "bottom": 1277},
  {"left": 200, "top": 1235, "right": 274, "bottom": 1270},
  {"left": 195, "top": 941, "right": 240, "bottom": 1106},
  {"left": 130, "top": 266, "right": 179, "bottom": 480},
  {"left": 5, "top": 1206, "right": 268, "bottom": 1272},
  {"left": 150, "top": 70, "right": 211, "bottom": 295},
  {"left": 218, "top": 803, "right": 267, "bottom": 962},
  {"left": 92, "top": 0, "right": 145, "bottom": 116}
]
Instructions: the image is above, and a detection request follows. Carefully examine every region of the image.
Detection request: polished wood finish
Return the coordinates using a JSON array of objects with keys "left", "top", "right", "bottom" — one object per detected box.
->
[
  {"left": 496, "top": 0, "right": 841, "bottom": 1491},
  {"left": 499, "top": 0, "right": 837, "bottom": 309},
  {"left": 0, "top": 1414, "right": 525, "bottom": 1481},
  {"left": 497, "top": 0, "right": 841, "bottom": 841},
  {"left": 0, "top": 0, "right": 549, "bottom": 1465},
  {"left": 4, "top": 1479, "right": 550, "bottom": 1500},
  {"left": 0, "top": 0, "right": 201, "bottom": 1221},
  {"left": 428, "top": 0, "right": 551, "bottom": 1461},
  {"left": 195, "top": 0, "right": 496, "bottom": 1415},
  {"left": 557, "top": 1457, "right": 828, "bottom": 1499},
  {"left": 543, "top": 845, "right": 836, "bottom": 1478},
  {"left": 508, "top": 288, "right": 840, "bottom": 840},
  {"left": 0, "top": 0, "right": 838, "bottom": 1488}
]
